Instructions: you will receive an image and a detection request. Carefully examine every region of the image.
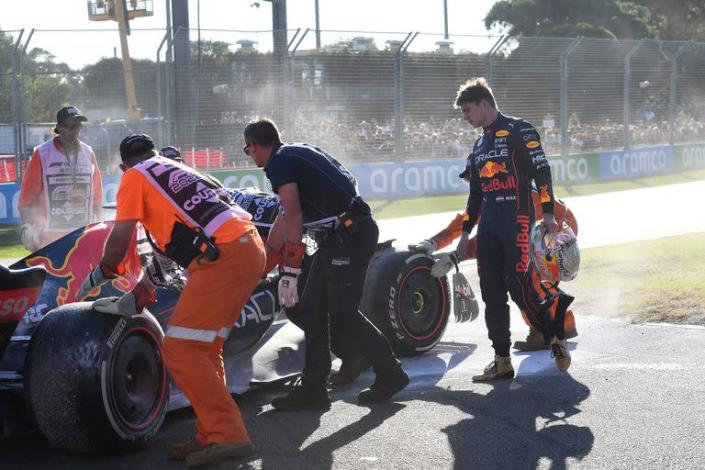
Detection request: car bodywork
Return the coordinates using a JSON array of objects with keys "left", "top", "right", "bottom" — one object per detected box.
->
[{"left": 0, "top": 220, "right": 451, "bottom": 449}]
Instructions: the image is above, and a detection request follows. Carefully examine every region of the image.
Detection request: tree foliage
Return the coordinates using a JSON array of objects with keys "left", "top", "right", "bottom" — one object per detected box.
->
[
  {"left": 0, "top": 29, "right": 77, "bottom": 123},
  {"left": 485, "top": 0, "right": 659, "bottom": 39},
  {"left": 635, "top": 0, "right": 705, "bottom": 40}
]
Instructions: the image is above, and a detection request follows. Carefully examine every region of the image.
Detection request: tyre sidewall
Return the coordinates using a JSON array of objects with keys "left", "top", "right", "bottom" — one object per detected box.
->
[
  {"left": 363, "top": 249, "right": 450, "bottom": 356},
  {"left": 26, "top": 304, "right": 168, "bottom": 452}
]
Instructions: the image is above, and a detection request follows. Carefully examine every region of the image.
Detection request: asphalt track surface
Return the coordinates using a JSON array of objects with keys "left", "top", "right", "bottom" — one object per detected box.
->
[{"left": 3, "top": 181, "right": 705, "bottom": 469}]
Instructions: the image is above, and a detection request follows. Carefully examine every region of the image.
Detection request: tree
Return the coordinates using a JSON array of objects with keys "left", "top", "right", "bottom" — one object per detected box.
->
[
  {"left": 0, "top": 30, "right": 16, "bottom": 123},
  {"left": 484, "top": 0, "right": 658, "bottom": 39},
  {"left": 0, "top": 29, "right": 79, "bottom": 123},
  {"left": 635, "top": 0, "right": 705, "bottom": 40},
  {"left": 81, "top": 57, "right": 158, "bottom": 118}
]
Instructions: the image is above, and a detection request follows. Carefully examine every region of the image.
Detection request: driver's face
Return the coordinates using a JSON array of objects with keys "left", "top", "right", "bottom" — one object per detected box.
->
[{"left": 460, "top": 102, "right": 485, "bottom": 129}]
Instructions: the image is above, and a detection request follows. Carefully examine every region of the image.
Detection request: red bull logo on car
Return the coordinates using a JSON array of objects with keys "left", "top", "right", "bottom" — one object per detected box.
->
[
  {"left": 25, "top": 222, "right": 141, "bottom": 305},
  {"left": 479, "top": 161, "right": 508, "bottom": 179}
]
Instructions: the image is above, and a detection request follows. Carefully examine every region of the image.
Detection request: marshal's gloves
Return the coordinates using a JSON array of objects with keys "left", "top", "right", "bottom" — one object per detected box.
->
[
  {"left": 92, "top": 280, "right": 156, "bottom": 317},
  {"left": 430, "top": 252, "right": 459, "bottom": 278},
  {"left": 20, "top": 224, "right": 40, "bottom": 252},
  {"left": 408, "top": 239, "right": 437, "bottom": 255},
  {"left": 452, "top": 271, "right": 479, "bottom": 323},
  {"left": 278, "top": 267, "right": 301, "bottom": 308},
  {"left": 77, "top": 263, "right": 123, "bottom": 300},
  {"left": 278, "top": 242, "right": 306, "bottom": 308}
]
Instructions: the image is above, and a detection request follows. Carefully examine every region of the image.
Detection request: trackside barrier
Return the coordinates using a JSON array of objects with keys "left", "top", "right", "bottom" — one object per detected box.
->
[{"left": 2, "top": 142, "right": 705, "bottom": 224}]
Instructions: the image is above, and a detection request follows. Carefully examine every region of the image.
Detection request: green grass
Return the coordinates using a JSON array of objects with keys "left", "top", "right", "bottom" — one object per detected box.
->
[
  {"left": 565, "top": 233, "right": 705, "bottom": 324},
  {"left": 0, "top": 226, "right": 28, "bottom": 260},
  {"left": 4, "top": 169, "right": 705, "bottom": 262},
  {"left": 370, "top": 168, "right": 705, "bottom": 220}
]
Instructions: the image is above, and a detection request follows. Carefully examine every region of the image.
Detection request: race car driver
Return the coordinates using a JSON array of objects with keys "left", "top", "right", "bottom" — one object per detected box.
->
[
  {"left": 451, "top": 77, "right": 574, "bottom": 379},
  {"left": 410, "top": 186, "right": 579, "bottom": 351},
  {"left": 79, "top": 134, "right": 264, "bottom": 467},
  {"left": 18, "top": 105, "right": 103, "bottom": 251},
  {"left": 244, "top": 118, "right": 409, "bottom": 410}
]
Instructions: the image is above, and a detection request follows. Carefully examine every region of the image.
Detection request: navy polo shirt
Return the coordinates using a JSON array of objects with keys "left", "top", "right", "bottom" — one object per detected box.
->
[{"left": 263, "top": 143, "right": 359, "bottom": 224}]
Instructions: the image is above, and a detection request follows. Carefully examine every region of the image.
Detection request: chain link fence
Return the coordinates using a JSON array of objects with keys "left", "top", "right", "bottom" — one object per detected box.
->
[{"left": 2, "top": 28, "right": 705, "bottom": 181}]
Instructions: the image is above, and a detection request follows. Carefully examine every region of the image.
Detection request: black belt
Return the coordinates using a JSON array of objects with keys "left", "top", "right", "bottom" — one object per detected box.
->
[
  {"left": 306, "top": 198, "right": 371, "bottom": 244},
  {"left": 483, "top": 194, "right": 517, "bottom": 203}
]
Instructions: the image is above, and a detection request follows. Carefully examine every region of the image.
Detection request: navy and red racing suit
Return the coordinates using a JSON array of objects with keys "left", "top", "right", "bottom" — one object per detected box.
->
[{"left": 463, "top": 113, "right": 573, "bottom": 355}]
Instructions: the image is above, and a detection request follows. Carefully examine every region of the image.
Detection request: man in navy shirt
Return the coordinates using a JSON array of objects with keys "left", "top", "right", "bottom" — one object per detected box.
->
[{"left": 243, "top": 118, "right": 408, "bottom": 410}]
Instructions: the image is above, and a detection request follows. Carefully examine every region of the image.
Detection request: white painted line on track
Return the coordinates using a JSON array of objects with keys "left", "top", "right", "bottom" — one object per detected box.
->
[{"left": 378, "top": 180, "right": 705, "bottom": 250}]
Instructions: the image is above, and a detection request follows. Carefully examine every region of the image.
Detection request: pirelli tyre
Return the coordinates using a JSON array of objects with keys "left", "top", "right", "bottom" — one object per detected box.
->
[
  {"left": 25, "top": 303, "right": 168, "bottom": 452},
  {"left": 362, "top": 244, "right": 451, "bottom": 357}
]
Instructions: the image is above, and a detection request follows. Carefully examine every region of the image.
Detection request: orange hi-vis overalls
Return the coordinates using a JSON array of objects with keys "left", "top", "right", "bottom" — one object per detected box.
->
[
  {"left": 115, "top": 156, "right": 265, "bottom": 445},
  {"left": 18, "top": 136, "right": 103, "bottom": 249},
  {"left": 429, "top": 190, "right": 578, "bottom": 334}
]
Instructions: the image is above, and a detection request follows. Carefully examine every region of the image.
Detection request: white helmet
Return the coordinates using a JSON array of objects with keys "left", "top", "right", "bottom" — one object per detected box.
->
[{"left": 530, "top": 221, "right": 580, "bottom": 282}]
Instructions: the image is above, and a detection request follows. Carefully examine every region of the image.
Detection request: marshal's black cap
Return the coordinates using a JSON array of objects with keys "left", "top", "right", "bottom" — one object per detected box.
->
[
  {"left": 56, "top": 105, "right": 88, "bottom": 125},
  {"left": 119, "top": 134, "right": 155, "bottom": 162}
]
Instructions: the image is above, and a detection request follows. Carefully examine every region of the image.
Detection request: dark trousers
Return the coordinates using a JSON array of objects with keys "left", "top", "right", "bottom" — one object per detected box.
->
[
  {"left": 285, "top": 256, "right": 357, "bottom": 362},
  {"left": 298, "top": 217, "right": 399, "bottom": 385},
  {"left": 476, "top": 203, "right": 569, "bottom": 357}
]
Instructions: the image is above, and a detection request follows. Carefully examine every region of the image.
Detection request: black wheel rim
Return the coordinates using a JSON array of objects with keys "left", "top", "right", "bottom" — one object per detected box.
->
[
  {"left": 109, "top": 328, "right": 166, "bottom": 432},
  {"left": 397, "top": 266, "right": 447, "bottom": 341}
]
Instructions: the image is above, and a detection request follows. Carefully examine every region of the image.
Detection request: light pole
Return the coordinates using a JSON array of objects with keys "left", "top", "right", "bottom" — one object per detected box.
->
[
  {"left": 443, "top": 0, "right": 449, "bottom": 39},
  {"left": 315, "top": 0, "right": 321, "bottom": 49}
]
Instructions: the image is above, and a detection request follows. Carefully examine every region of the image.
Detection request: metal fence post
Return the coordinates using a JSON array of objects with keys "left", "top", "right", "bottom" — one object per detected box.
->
[
  {"left": 288, "top": 28, "right": 309, "bottom": 138},
  {"left": 485, "top": 35, "right": 506, "bottom": 83},
  {"left": 669, "top": 40, "right": 693, "bottom": 145},
  {"left": 18, "top": 29, "right": 34, "bottom": 182},
  {"left": 284, "top": 28, "right": 302, "bottom": 137},
  {"left": 10, "top": 29, "right": 24, "bottom": 181},
  {"left": 165, "top": 26, "right": 181, "bottom": 146},
  {"left": 156, "top": 31, "right": 170, "bottom": 146},
  {"left": 623, "top": 39, "right": 646, "bottom": 150},
  {"left": 559, "top": 37, "right": 581, "bottom": 157},
  {"left": 394, "top": 32, "right": 417, "bottom": 162}
]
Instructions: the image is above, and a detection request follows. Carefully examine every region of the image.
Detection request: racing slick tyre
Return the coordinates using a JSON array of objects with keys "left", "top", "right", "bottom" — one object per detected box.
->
[
  {"left": 25, "top": 302, "right": 168, "bottom": 452},
  {"left": 361, "top": 244, "right": 451, "bottom": 357}
]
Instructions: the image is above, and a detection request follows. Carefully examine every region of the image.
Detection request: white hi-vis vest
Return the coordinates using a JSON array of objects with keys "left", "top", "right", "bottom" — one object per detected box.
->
[{"left": 35, "top": 138, "right": 98, "bottom": 232}]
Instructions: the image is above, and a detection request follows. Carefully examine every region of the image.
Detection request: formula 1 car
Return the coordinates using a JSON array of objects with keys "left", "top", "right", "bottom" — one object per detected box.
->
[{"left": 0, "top": 221, "right": 451, "bottom": 452}]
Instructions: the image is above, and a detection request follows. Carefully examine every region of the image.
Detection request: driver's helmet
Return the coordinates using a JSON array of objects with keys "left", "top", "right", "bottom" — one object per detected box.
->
[{"left": 530, "top": 221, "right": 580, "bottom": 282}]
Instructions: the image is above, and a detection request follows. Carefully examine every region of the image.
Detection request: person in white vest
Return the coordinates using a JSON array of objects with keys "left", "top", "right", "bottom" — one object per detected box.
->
[{"left": 18, "top": 106, "right": 103, "bottom": 251}]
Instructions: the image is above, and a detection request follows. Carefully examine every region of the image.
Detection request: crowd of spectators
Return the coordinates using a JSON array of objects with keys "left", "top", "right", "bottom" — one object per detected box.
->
[
  {"left": 11, "top": 109, "right": 704, "bottom": 178},
  {"left": 289, "top": 111, "right": 705, "bottom": 165},
  {"left": 293, "top": 113, "right": 472, "bottom": 164}
]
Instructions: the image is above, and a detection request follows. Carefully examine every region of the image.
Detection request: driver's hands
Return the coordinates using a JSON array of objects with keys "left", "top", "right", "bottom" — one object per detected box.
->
[
  {"left": 278, "top": 267, "right": 301, "bottom": 308},
  {"left": 408, "top": 239, "right": 437, "bottom": 254},
  {"left": 431, "top": 252, "right": 459, "bottom": 278},
  {"left": 541, "top": 213, "right": 559, "bottom": 234}
]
